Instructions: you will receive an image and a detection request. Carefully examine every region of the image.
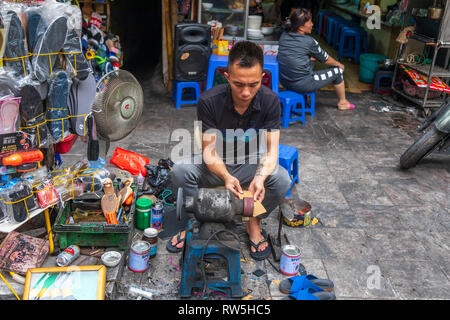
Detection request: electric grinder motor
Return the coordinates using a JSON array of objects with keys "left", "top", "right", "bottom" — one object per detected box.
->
[{"left": 176, "top": 187, "right": 254, "bottom": 224}]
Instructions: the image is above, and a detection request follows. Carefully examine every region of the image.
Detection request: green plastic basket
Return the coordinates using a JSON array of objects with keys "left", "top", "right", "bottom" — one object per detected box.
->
[{"left": 54, "top": 183, "right": 136, "bottom": 250}]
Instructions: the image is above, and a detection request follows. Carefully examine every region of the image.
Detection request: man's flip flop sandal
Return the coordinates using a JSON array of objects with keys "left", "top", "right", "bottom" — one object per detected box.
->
[
  {"left": 279, "top": 274, "right": 334, "bottom": 294},
  {"left": 166, "top": 231, "right": 186, "bottom": 253},
  {"left": 249, "top": 229, "right": 271, "bottom": 261},
  {"left": 282, "top": 287, "right": 337, "bottom": 300}
]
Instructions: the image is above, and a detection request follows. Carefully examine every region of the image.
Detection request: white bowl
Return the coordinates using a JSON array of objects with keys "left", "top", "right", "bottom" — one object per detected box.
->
[
  {"left": 248, "top": 15, "right": 262, "bottom": 30},
  {"left": 101, "top": 251, "right": 122, "bottom": 268},
  {"left": 261, "top": 26, "right": 274, "bottom": 35},
  {"left": 247, "top": 28, "right": 262, "bottom": 35},
  {"left": 202, "top": 2, "right": 213, "bottom": 10}
]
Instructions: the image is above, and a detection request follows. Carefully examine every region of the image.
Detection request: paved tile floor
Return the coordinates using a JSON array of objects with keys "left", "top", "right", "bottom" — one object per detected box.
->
[
  {"left": 1, "top": 71, "right": 448, "bottom": 300},
  {"left": 109, "top": 73, "right": 448, "bottom": 300}
]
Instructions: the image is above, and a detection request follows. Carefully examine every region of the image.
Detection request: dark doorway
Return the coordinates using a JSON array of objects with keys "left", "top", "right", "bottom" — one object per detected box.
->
[{"left": 110, "top": 0, "right": 163, "bottom": 81}]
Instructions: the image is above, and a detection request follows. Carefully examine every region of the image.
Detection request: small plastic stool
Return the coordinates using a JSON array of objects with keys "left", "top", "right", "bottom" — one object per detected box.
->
[
  {"left": 326, "top": 15, "right": 346, "bottom": 45},
  {"left": 302, "top": 92, "right": 316, "bottom": 117},
  {"left": 206, "top": 54, "right": 279, "bottom": 94},
  {"left": 321, "top": 13, "right": 337, "bottom": 38},
  {"left": 333, "top": 19, "right": 355, "bottom": 49},
  {"left": 172, "top": 81, "right": 201, "bottom": 109},
  {"left": 278, "top": 144, "right": 299, "bottom": 198},
  {"left": 278, "top": 90, "right": 306, "bottom": 128},
  {"left": 317, "top": 10, "right": 333, "bottom": 35},
  {"left": 338, "top": 28, "right": 362, "bottom": 64},
  {"left": 263, "top": 55, "right": 279, "bottom": 94},
  {"left": 373, "top": 70, "right": 393, "bottom": 94}
]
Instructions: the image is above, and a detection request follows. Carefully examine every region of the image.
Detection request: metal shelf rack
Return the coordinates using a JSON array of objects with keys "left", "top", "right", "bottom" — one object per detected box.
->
[{"left": 391, "top": 0, "right": 450, "bottom": 114}]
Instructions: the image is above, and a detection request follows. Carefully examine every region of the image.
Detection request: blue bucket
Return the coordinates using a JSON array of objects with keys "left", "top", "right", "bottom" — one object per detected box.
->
[{"left": 359, "top": 53, "right": 387, "bottom": 83}]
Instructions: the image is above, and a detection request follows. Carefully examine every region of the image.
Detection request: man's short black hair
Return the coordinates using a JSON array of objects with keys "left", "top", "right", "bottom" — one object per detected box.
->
[{"left": 227, "top": 41, "right": 264, "bottom": 72}]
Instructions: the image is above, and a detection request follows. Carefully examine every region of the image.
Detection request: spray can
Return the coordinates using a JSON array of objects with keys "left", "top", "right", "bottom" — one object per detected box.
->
[
  {"left": 56, "top": 245, "right": 80, "bottom": 267},
  {"left": 150, "top": 202, "right": 164, "bottom": 231}
]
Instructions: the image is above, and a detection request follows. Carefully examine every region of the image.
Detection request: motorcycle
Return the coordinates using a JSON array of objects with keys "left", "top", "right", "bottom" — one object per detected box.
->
[{"left": 400, "top": 99, "right": 450, "bottom": 169}]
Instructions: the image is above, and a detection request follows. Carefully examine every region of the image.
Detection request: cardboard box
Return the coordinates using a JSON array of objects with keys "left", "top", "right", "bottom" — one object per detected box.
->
[{"left": 212, "top": 39, "right": 229, "bottom": 56}]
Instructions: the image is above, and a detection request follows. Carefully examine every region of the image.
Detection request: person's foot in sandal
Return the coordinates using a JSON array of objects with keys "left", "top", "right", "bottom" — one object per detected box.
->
[
  {"left": 337, "top": 99, "right": 355, "bottom": 110},
  {"left": 246, "top": 217, "right": 270, "bottom": 261},
  {"left": 166, "top": 230, "right": 186, "bottom": 253}
]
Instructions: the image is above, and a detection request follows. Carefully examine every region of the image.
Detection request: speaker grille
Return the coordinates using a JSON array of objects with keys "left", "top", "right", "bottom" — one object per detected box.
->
[{"left": 175, "top": 45, "right": 209, "bottom": 81}]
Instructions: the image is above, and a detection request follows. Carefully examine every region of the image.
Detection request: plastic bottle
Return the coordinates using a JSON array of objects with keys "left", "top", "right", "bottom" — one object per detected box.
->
[{"left": 137, "top": 173, "right": 144, "bottom": 188}]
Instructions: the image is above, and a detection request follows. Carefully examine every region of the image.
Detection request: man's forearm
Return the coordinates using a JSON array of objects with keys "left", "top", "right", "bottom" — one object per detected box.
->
[{"left": 255, "top": 152, "right": 278, "bottom": 181}]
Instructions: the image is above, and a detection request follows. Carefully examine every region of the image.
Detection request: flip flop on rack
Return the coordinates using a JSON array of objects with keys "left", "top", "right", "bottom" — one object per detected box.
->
[
  {"left": 31, "top": 16, "right": 68, "bottom": 82},
  {"left": 3, "top": 11, "right": 33, "bottom": 78}
]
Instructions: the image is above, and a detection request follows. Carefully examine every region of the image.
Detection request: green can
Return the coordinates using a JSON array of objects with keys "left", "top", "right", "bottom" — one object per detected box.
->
[{"left": 135, "top": 198, "right": 153, "bottom": 230}]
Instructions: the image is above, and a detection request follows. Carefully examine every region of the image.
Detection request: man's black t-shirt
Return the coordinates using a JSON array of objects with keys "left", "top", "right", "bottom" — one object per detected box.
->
[{"left": 197, "top": 83, "right": 281, "bottom": 164}]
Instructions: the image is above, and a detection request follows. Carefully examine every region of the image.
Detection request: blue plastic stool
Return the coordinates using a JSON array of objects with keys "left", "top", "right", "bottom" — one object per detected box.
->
[
  {"left": 373, "top": 70, "right": 393, "bottom": 94},
  {"left": 206, "top": 54, "right": 279, "bottom": 94},
  {"left": 263, "top": 55, "right": 279, "bottom": 94},
  {"left": 317, "top": 10, "right": 333, "bottom": 35},
  {"left": 326, "top": 15, "right": 346, "bottom": 45},
  {"left": 338, "top": 24, "right": 368, "bottom": 53},
  {"left": 278, "top": 144, "right": 299, "bottom": 198},
  {"left": 320, "top": 13, "right": 337, "bottom": 38},
  {"left": 338, "top": 28, "right": 362, "bottom": 64},
  {"left": 333, "top": 19, "right": 355, "bottom": 49},
  {"left": 302, "top": 92, "right": 316, "bottom": 117},
  {"left": 278, "top": 90, "right": 306, "bottom": 128},
  {"left": 172, "top": 81, "right": 201, "bottom": 109}
]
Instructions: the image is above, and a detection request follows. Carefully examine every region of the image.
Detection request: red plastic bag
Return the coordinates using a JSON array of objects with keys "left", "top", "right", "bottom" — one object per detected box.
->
[{"left": 110, "top": 147, "right": 149, "bottom": 176}]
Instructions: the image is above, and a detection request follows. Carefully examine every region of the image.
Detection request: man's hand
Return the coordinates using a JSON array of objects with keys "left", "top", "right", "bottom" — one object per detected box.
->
[
  {"left": 249, "top": 176, "right": 265, "bottom": 202},
  {"left": 337, "top": 62, "right": 345, "bottom": 71},
  {"left": 224, "top": 175, "right": 244, "bottom": 198}
]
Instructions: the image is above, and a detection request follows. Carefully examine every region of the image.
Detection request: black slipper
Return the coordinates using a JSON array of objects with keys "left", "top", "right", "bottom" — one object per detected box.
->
[
  {"left": 18, "top": 84, "right": 49, "bottom": 148},
  {"left": 62, "top": 29, "right": 91, "bottom": 81},
  {"left": 3, "top": 11, "right": 32, "bottom": 77},
  {"left": 249, "top": 229, "right": 271, "bottom": 261},
  {"left": 166, "top": 231, "right": 186, "bottom": 253},
  {"left": 31, "top": 16, "right": 68, "bottom": 82}
]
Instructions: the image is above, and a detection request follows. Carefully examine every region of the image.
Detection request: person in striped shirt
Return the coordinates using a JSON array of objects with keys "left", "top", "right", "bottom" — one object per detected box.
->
[{"left": 277, "top": 8, "right": 355, "bottom": 110}]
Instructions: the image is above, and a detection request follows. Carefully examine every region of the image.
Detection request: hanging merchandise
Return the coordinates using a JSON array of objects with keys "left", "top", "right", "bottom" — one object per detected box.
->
[
  {"left": 33, "top": 179, "right": 59, "bottom": 208},
  {"left": 1, "top": 9, "right": 33, "bottom": 78},
  {"left": 0, "top": 96, "right": 20, "bottom": 135},
  {"left": 0, "top": 178, "right": 38, "bottom": 224},
  {"left": 81, "top": 0, "right": 122, "bottom": 82},
  {"left": 45, "top": 70, "right": 71, "bottom": 143},
  {"left": 18, "top": 83, "right": 50, "bottom": 148}
]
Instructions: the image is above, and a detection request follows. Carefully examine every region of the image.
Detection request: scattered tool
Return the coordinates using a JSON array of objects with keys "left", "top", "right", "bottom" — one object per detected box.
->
[
  {"left": 101, "top": 178, "right": 118, "bottom": 224},
  {"left": 117, "top": 177, "right": 133, "bottom": 209}
]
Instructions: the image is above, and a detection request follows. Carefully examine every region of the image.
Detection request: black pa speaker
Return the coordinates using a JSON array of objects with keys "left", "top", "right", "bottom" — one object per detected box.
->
[{"left": 174, "top": 23, "right": 211, "bottom": 82}]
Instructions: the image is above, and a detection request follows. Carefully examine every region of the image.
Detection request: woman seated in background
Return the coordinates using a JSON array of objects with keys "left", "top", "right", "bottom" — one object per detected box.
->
[{"left": 277, "top": 8, "right": 355, "bottom": 110}]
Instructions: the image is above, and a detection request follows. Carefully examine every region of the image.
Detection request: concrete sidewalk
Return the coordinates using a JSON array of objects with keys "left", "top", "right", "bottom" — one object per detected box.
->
[{"left": 1, "top": 75, "right": 448, "bottom": 300}]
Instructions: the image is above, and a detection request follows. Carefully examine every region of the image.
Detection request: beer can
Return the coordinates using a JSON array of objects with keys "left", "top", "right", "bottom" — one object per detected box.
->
[
  {"left": 56, "top": 245, "right": 80, "bottom": 267},
  {"left": 150, "top": 202, "right": 164, "bottom": 231}
]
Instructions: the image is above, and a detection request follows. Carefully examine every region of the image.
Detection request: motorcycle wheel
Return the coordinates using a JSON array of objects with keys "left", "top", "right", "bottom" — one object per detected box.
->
[{"left": 400, "top": 125, "right": 446, "bottom": 169}]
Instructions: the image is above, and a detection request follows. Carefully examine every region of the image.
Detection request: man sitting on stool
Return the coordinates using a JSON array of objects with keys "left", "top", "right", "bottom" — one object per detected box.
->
[{"left": 168, "top": 41, "right": 291, "bottom": 261}]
